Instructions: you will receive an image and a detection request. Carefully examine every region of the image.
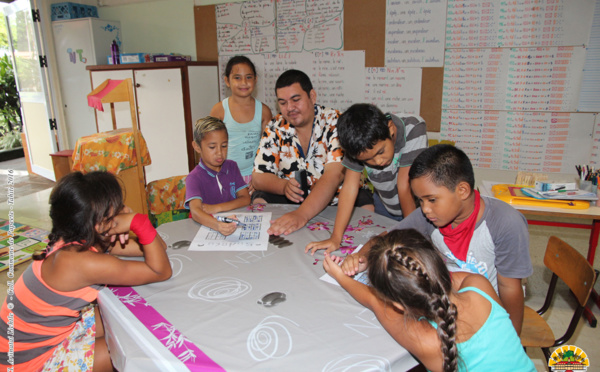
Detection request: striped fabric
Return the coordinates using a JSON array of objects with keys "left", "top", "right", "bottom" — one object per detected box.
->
[
  {"left": 343, "top": 114, "right": 428, "bottom": 217},
  {"left": 0, "top": 242, "right": 101, "bottom": 370}
]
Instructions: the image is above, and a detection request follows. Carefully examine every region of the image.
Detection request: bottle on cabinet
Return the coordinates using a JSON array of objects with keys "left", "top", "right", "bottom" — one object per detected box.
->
[{"left": 111, "top": 40, "right": 120, "bottom": 65}]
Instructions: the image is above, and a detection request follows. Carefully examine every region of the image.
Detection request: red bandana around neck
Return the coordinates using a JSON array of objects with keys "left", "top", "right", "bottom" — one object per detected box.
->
[{"left": 438, "top": 190, "right": 481, "bottom": 262}]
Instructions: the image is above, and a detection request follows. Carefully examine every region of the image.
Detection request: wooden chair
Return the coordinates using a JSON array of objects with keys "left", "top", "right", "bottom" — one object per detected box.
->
[
  {"left": 520, "top": 236, "right": 597, "bottom": 364},
  {"left": 87, "top": 78, "right": 148, "bottom": 214}
]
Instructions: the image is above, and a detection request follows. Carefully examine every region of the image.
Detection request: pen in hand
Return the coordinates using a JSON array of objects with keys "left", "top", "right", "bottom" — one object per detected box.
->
[{"left": 215, "top": 216, "right": 246, "bottom": 227}]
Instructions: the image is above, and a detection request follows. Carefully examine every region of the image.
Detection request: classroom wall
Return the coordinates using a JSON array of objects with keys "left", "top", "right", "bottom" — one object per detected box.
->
[
  {"left": 92, "top": 0, "right": 590, "bottom": 186},
  {"left": 97, "top": 0, "right": 197, "bottom": 60}
]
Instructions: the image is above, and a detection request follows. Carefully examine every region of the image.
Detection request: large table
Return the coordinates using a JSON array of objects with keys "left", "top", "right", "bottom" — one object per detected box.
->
[{"left": 98, "top": 205, "right": 420, "bottom": 371}]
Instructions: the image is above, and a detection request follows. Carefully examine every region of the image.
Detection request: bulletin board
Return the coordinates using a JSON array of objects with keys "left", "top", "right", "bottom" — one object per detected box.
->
[
  {"left": 193, "top": 0, "right": 443, "bottom": 132},
  {"left": 197, "top": 0, "right": 600, "bottom": 173}
]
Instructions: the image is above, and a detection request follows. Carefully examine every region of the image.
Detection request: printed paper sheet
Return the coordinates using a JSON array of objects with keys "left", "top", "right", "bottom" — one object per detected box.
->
[{"left": 190, "top": 212, "right": 272, "bottom": 251}]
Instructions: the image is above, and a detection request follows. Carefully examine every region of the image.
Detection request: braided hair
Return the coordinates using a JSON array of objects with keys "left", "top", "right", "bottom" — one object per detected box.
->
[{"left": 367, "top": 229, "right": 459, "bottom": 372}]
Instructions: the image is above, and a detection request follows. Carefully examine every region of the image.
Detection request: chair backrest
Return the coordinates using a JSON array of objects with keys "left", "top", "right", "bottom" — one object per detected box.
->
[
  {"left": 146, "top": 175, "right": 187, "bottom": 215},
  {"left": 544, "top": 236, "right": 596, "bottom": 307}
]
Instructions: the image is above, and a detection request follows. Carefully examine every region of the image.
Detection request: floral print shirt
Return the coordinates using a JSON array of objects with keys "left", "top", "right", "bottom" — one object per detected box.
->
[{"left": 253, "top": 105, "right": 343, "bottom": 204}]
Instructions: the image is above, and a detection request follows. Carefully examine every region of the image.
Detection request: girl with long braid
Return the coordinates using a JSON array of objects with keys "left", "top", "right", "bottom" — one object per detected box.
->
[{"left": 323, "top": 229, "right": 534, "bottom": 372}]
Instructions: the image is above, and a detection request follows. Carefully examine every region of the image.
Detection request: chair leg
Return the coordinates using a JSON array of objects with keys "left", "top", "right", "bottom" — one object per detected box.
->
[
  {"left": 580, "top": 269, "right": 599, "bottom": 327},
  {"left": 542, "top": 347, "right": 551, "bottom": 371}
]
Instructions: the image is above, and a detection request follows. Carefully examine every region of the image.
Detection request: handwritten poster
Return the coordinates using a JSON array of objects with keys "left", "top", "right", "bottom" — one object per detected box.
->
[
  {"left": 216, "top": 0, "right": 344, "bottom": 55},
  {"left": 364, "top": 67, "right": 422, "bottom": 115},
  {"left": 260, "top": 53, "right": 314, "bottom": 112},
  {"left": 579, "top": 0, "right": 600, "bottom": 112},
  {"left": 385, "top": 0, "right": 447, "bottom": 67},
  {"left": 589, "top": 114, "right": 600, "bottom": 166},
  {"left": 441, "top": 110, "right": 595, "bottom": 173},
  {"left": 216, "top": 0, "right": 277, "bottom": 55},
  {"left": 311, "top": 50, "right": 364, "bottom": 111},
  {"left": 446, "top": 0, "right": 596, "bottom": 49},
  {"left": 277, "top": 0, "right": 344, "bottom": 52},
  {"left": 219, "top": 51, "right": 365, "bottom": 114},
  {"left": 442, "top": 46, "right": 585, "bottom": 112}
]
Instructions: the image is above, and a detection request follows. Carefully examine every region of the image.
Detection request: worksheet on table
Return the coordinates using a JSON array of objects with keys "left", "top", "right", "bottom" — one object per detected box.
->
[{"left": 190, "top": 212, "right": 272, "bottom": 252}]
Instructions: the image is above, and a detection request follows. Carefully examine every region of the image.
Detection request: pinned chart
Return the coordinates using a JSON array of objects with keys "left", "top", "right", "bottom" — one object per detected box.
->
[
  {"left": 216, "top": 0, "right": 277, "bottom": 55},
  {"left": 445, "top": 0, "right": 596, "bottom": 49},
  {"left": 216, "top": 0, "right": 343, "bottom": 55},
  {"left": 364, "top": 67, "right": 422, "bottom": 115},
  {"left": 385, "top": 0, "right": 447, "bottom": 67},
  {"left": 441, "top": 111, "right": 595, "bottom": 172},
  {"left": 442, "top": 47, "right": 586, "bottom": 112},
  {"left": 277, "top": 0, "right": 343, "bottom": 53}
]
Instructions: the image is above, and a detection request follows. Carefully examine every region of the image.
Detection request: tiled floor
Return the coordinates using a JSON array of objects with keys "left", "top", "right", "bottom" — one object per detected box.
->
[
  {"left": 0, "top": 157, "right": 597, "bottom": 371},
  {"left": 0, "top": 157, "right": 55, "bottom": 205}
]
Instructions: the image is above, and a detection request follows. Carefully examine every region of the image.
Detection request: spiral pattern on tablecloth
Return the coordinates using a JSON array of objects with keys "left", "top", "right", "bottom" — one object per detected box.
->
[
  {"left": 168, "top": 254, "right": 192, "bottom": 278},
  {"left": 247, "top": 315, "right": 299, "bottom": 361},
  {"left": 188, "top": 277, "right": 251, "bottom": 302}
]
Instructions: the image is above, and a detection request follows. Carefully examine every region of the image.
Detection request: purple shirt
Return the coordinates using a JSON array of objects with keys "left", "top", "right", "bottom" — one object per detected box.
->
[{"left": 184, "top": 159, "right": 247, "bottom": 208}]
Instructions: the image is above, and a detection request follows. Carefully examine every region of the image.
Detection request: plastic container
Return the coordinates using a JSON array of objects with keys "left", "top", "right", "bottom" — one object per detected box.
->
[
  {"left": 51, "top": 3, "right": 98, "bottom": 21},
  {"left": 51, "top": 2, "right": 82, "bottom": 21},
  {"left": 83, "top": 5, "right": 99, "bottom": 18}
]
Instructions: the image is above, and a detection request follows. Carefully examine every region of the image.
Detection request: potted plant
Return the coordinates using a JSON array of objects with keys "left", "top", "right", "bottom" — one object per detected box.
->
[{"left": 0, "top": 53, "right": 24, "bottom": 160}]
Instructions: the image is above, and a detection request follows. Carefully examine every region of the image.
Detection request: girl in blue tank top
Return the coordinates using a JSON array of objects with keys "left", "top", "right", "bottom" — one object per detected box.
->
[
  {"left": 323, "top": 229, "right": 535, "bottom": 372},
  {"left": 210, "top": 56, "right": 272, "bottom": 186}
]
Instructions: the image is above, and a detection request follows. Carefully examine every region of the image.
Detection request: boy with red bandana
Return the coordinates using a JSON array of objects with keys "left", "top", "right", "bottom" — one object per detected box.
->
[{"left": 341, "top": 144, "right": 533, "bottom": 335}]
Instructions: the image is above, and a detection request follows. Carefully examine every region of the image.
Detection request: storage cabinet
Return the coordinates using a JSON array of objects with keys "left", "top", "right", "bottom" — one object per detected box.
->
[{"left": 87, "top": 62, "right": 219, "bottom": 183}]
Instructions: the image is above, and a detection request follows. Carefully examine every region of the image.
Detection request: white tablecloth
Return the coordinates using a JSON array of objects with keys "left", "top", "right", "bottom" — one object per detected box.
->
[{"left": 98, "top": 204, "right": 419, "bottom": 371}]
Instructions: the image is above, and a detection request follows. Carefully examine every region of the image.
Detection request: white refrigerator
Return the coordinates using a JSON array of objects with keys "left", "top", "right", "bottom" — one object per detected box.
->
[{"left": 52, "top": 18, "right": 122, "bottom": 148}]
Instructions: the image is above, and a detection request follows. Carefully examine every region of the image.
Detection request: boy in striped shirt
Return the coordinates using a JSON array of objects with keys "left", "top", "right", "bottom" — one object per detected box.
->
[{"left": 306, "top": 103, "right": 428, "bottom": 254}]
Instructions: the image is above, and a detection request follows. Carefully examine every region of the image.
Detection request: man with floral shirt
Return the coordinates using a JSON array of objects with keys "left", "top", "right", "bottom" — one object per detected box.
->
[{"left": 252, "top": 69, "right": 372, "bottom": 236}]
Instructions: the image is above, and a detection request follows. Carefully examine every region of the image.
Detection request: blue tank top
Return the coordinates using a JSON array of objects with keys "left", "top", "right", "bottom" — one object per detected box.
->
[
  {"left": 222, "top": 97, "right": 263, "bottom": 177},
  {"left": 423, "top": 287, "right": 535, "bottom": 372}
]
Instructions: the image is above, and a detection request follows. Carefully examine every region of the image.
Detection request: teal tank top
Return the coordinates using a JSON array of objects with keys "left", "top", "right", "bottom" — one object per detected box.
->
[
  {"left": 222, "top": 97, "right": 263, "bottom": 177},
  {"left": 422, "top": 287, "right": 535, "bottom": 372}
]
